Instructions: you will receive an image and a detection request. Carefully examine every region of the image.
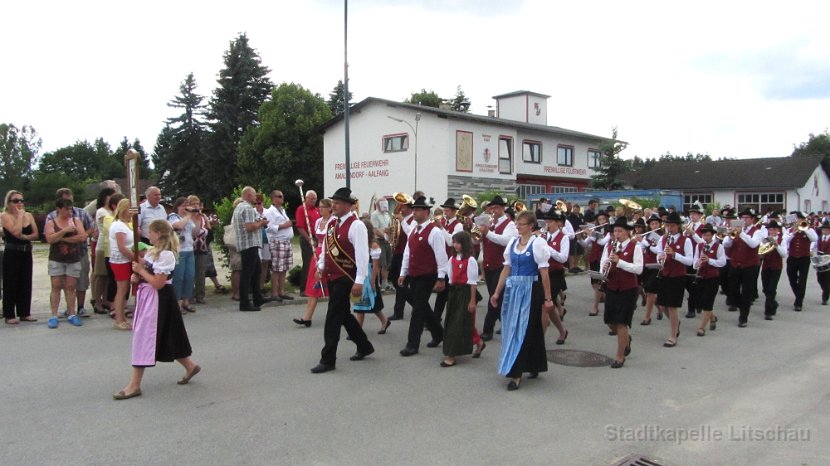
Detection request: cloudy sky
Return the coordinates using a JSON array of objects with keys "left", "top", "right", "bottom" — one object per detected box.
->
[{"left": 2, "top": 0, "right": 828, "bottom": 161}]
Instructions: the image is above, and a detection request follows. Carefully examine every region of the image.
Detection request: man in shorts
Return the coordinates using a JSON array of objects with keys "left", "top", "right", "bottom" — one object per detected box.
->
[{"left": 48, "top": 188, "right": 94, "bottom": 318}]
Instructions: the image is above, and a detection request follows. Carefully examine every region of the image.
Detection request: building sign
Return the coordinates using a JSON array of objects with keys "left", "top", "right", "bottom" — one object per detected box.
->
[
  {"left": 334, "top": 159, "right": 390, "bottom": 179},
  {"left": 544, "top": 165, "right": 587, "bottom": 176},
  {"left": 456, "top": 131, "right": 473, "bottom": 172}
]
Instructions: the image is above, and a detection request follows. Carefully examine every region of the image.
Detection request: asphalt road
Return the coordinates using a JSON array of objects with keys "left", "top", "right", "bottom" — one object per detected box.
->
[{"left": 1, "top": 256, "right": 828, "bottom": 465}]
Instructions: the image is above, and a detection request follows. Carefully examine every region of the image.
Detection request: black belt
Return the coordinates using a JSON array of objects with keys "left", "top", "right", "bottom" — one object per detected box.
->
[{"left": 5, "top": 243, "right": 32, "bottom": 252}]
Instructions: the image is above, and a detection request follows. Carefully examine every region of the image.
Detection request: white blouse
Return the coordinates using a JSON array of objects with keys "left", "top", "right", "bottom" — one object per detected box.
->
[{"left": 146, "top": 250, "right": 176, "bottom": 275}]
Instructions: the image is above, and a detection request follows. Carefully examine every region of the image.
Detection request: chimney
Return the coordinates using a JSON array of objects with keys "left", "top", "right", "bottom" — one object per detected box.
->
[
  {"left": 487, "top": 109, "right": 495, "bottom": 117},
  {"left": 439, "top": 101, "right": 451, "bottom": 110}
]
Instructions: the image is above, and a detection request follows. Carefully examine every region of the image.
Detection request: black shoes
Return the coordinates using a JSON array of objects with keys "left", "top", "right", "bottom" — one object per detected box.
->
[
  {"left": 310, "top": 363, "right": 335, "bottom": 374},
  {"left": 388, "top": 315, "right": 403, "bottom": 321},
  {"left": 738, "top": 321, "right": 748, "bottom": 328},
  {"left": 685, "top": 312, "right": 696, "bottom": 319},
  {"left": 480, "top": 333, "right": 493, "bottom": 341},
  {"left": 728, "top": 306, "right": 738, "bottom": 312},
  {"left": 764, "top": 315, "right": 773, "bottom": 320},
  {"left": 624, "top": 335, "right": 632, "bottom": 356},
  {"left": 555, "top": 330, "right": 568, "bottom": 345},
  {"left": 507, "top": 379, "right": 521, "bottom": 391},
  {"left": 426, "top": 338, "right": 442, "bottom": 348},
  {"left": 610, "top": 359, "right": 625, "bottom": 369},
  {"left": 239, "top": 306, "right": 261, "bottom": 312},
  {"left": 710, "top": 316, "right": 718, "bottom": 331},
  {"left": 349, "top": 348, "right": 374, "bottom": 361},
  {"left": 279, "top": 294, "right": 294, "bottom": 300},
  {"left": 293, "top": 318, "right": 312, "bottom": 327},
  {"left": 794, "top": 305, "right": 802, "bottom": 312},
  {"left": 399, "top": 347, "right": 418, "bottom": 357}
]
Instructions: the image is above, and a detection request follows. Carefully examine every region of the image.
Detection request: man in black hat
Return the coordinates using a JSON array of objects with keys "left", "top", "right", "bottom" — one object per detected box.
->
[
  {"left": 432, "top": 198, "right": 463, "bottom": 323},
  {"left": 683, "top": 204, "right": 706, "bottom": 319},
  {"left": 812, "top": 221, "right": 830, "bottom": 305},
  {"left": 542, "top": 209, "right": 569, "bottom": 344},
  {"left": 638, "top": 213, "right": 664, "bottom": 325},
  {"left": 722, "top": 209, "right": 766, "bottom": 327},
  {"left": 387, "top": 198, "right": 416, "bottom": 320},
  {"left": 719, "top": 209, "right": 738, "bottom": 296},
  {"left": 692, "top": 223, "right": 726, "bottom": 335},
  {"left": 761, "top": 220, "right": 787, "bottom": 320},
  {"left": 653, "top": 212, "right": 693, "bottom": 346},
  {"left": 601, "top": 217, "right": 643, "bottom": 367},
  {"left": 478, "top": 195, "right": 518, "bottom": 341},
  {"left": 785, "top": 211, "right": 816, "bottom": 311},
  {"left": 310, "top": 187, "right": 375, "bottom": 373},
  {"left": 398, "top": 196, "right": 448, "bottom": 356}
]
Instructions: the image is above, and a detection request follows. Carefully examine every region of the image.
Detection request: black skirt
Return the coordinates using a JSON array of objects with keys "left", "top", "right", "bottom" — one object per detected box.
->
[
  {"left": 642, "top": 268, "right": 659, "bottom": 293},
  {"left": 695, "top": 277, "right": 719, "bottom": 310},
  {"left": 604, "top": 288, "right": 638, "bottom": 326},
  {"left": 156, "top": 284, "right": 193, "bottom": 362},
  {"left": 656, "top": 276, "right": 686, "bottom": 308},
  {"left": 507, "top": 280, "right": 548, "bottom": 378}
]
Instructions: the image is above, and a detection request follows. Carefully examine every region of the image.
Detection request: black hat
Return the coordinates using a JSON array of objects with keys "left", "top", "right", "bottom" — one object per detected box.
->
[
  {"left": 646, "top": 213, "right": 661, "bottom": 224},
  {"left": 606, "top": 205, "right": 615, "bottom": 212},
  {"left": 739, "top": 208, "right": 757, "bottom": 218},
  {"left": 791, "top": 211, "right": 806, "bottom": 219},
  {"left": 657, "top": 206, "right": 668, "bottom": 215},
  {"left": 723, "top": 210, "right": 737, "bottom": 219},
  {"left": 767, "top": 211, "right": 780, "bottom": 219},
  {"left": 688, "top": 203, "right": 704, "bottom": 214},
  {"left": 544, "top": 209, "right": 565, "bottom": 221},
  {"left": 665, "top": 212, "right": 683, "bottom": 224},
  {"left": 766, "top": 220, "right": 782, "bottom": 229},
  {"left": 821, "top": 221, "right": 830, "bottom": 230},
  {"left": 634, "top": 218, "right": 646, "bottom": 228},
  {"left": 410, "top": 196, "right": 432, "bottom": 210},
  {"left": 489, "top": 195, "right": 507, "bottom": 207},
  {"left": 596, "top": 210, "right": 609, "bottom": 219},
  {"left": 699, "top": 223, "right": 717, "bottom": 234},
  {"left": 611, "top": 217, "right": 633, "bottom": 230},
  {"left": 440, "top": 198, "right": 458, "bottom": 209},
  {"left": 330, "top": 187, "right": 356, "bottom": 204}
]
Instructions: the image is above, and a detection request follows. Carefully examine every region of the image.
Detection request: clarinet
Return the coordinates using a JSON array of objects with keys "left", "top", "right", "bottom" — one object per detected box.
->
[
  {"left": 692, "top": 242, "right": 710, "bottom": 285},
  {"left": 656, "top": 236, "right": 673, "bottom": 279}
]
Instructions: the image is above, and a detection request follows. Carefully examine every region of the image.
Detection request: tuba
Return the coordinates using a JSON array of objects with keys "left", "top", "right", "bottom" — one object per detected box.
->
[
  {"left": 389, "top": 192, "right": 414, "bottom": 246},
  {"left": 619, "top": 198, "right": 642, "bottom": 219},
  {"left": 513, "top": 201, "right": 526, "bottom": 213},
  {"left": 758, "top": 236, "right": 779, "bottom": 255}
]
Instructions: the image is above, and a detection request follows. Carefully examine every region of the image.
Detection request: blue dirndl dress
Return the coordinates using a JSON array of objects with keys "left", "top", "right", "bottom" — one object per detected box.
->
[{"left": 498, "top": 237, "right": 548, "bottom": 377}]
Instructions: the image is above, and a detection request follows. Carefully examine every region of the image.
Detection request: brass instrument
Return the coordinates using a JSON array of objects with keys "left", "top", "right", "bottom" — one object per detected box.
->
[
  {"left": 456, "top": 194, "right": 478, "bottom": 220},
  {"left": 433, "top": 213, "right": 444, "bottom": 225},
  {"left": 619, "top": 198, "right": 642, "bottom": 217},
  {"left": 692, "top": 243, "right": 711, "bottom": 284},
  {"left": 513, "top": 201, "right": 526, "bottom": 213},
  {"left": 389, "top": 192, "right": 414, "bottom": 247},
  {"left": 555, "top": 200, "right": 568, "bottom": 212},
  {"left": 758, "top": 236, "right": 779, "bottom": 255},
  {"left": 392, "top": 192, "right": 414, "bottom": 214}
]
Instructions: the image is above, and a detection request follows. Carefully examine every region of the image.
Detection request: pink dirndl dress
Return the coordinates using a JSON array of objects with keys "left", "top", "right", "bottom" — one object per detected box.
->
[{"left": 304, "top": 218, "right": 329, "bottom": 298}]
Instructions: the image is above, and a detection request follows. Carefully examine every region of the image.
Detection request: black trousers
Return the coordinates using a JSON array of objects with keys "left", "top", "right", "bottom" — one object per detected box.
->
[
  {"left": 239, "top": 247, "right": 263, "bottom": 309},
  {"left": 685, "top": 266, "right": 698, "bottom": 313},
  {"left": 728, "top": 265, "right": 757, "bottom": 323},
  {"left": 2, "top": 249, "right": 32, "bottom": 319},
  {"left": 761, "top": 268, "right": 782, "bottom": 316},
  {"left": 786, "top": 256, "right": 810, "bottom": 307},
  {"left": 105, "top": 257, "right": 117, "bottom": 303},
  {"left": 817, "top": 270, "right": 830, "bottom": 304},
  {"left": 482, "top": 267, "right": 504, "bottom": 334},
  {"left": 720, "top": 260, "right": 730, "bottom": 299},
  {"left": 320, "top": 277, "right": 373, "bottom": 366},
  {"left": 389, "top": 253, "right": 412, "bottom": 318},
  {"left": 299, "top": 237, "right": 313, "bottom": 292},
  {"left": 433, "top": 275, "right": 449, "bottom": 322},
  {"left": 405, "top": 274, "right": 443, "bottom": 349}
]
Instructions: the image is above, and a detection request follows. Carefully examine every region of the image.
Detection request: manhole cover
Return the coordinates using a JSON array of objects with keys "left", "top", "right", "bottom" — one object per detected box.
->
[
  {"left": 547, "top": 349, "right": 614, "bottom": 367},
  {"left": 610, "top": 453, "right": 668, "bottom": 466}
]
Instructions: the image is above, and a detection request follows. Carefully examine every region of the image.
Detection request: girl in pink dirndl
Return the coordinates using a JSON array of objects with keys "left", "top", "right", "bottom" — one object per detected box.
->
[{"left": 113, "top": 219, "right": 200, "bottom": 400}]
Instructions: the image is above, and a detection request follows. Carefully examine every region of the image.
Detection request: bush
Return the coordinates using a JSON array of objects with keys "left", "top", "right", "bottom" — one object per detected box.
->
[
  {"left": 287, "top": 265, "right": 302, "bottom": 288},
  {"left": 211, "top": 186, "right": 272, "bottom": 278}
]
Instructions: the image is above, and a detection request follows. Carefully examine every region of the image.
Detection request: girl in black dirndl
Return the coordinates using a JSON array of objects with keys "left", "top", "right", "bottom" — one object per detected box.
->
[
  {"left": 441, "top": 231, "right": 485, "bottom": 367},
  {"left": 114, "top": 219, "right": 200, "bottom": 400},
  {"left": 601, "top": 218, "right": 643, "bottom": 368}
]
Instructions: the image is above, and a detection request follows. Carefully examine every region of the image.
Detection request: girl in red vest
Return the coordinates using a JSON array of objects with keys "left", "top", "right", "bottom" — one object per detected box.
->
[
  {"left": 693, "top": 224, "right": 727, "bottom": 336},
  {"left": 441, "top": 231, "right": 485, "bottom": 367},
  {"left": 601, "top": 218, "right": 643, "bottom": 368}
]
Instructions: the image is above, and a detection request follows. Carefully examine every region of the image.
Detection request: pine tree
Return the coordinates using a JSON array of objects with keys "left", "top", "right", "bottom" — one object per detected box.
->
[
  {"left": 114, "top": 136, "right": 152, "bottom": 177},
  {"left": 327, "top": 80, "right": 353, "bottom": 117},
  {"left": 449, "top": 86, "right": 471, "bottom": 112},
  {"left": 203, "top": 33, "right": 273, "bottom": 203}
]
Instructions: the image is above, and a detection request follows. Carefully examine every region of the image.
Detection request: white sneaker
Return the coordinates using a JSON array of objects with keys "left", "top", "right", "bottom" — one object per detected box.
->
[{"left": 77, "top": 308, "right": 89, "bottom": 318}]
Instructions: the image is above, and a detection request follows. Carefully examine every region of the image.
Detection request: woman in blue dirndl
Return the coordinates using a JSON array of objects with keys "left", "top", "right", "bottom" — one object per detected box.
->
[{"left": 490, "top": 211, "right": 554, "bottom": 391}]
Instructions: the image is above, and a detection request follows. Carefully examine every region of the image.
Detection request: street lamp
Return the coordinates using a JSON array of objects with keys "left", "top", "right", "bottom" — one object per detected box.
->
[{"left": 387, "top": 113, "right": 420, "bottom": 192}]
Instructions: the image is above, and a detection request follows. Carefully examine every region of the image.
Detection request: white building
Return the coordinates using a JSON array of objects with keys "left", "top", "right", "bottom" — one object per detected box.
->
[
  {"left": 622, "top": 155, "right": 830, "bottom": 214},
  {"left": 320, "top": 91, "right": 609, "bottom": 208}
]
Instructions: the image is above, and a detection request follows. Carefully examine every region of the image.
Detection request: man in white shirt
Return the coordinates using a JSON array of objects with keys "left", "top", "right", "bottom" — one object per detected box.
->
[
  {"left": 264, "top": 190, "right": 295, "bottom": 301},
  {"left": 477, "top": 195, "right": 518, "bottom": 340},
  {"left": 137, "top": 186, "right": 167, "bottom": 243}
]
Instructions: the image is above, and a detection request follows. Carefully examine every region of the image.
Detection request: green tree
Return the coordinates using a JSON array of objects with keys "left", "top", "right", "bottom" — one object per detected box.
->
[
  {"left": 37, "top": 138, "right": 117, "bottom": 180},
  {"left": 591, "top": 127, "right": 629, "bottom": 190},
  {"left": 404, "top": 89, "right": 444, "bottom": 108},
  {"left": 27, "top": 172, "right": 87, "bottom": 212},
  {"left": 237, "top": 82, "right": 332, "bottom": 208},
  {"left": 153, "top": 73, "right": 207, "bottom": 198},
  {"left": 0, "top": 123, "right": 41, "bottom": 194},
  {"left": 792, "top": 130, "right": 830, "bottom": 158},
  {"left": 204, "top": 34, "right": 273, "bottom": 204},
  {"left": 327, "top": 79, "right": 353, "bottom": 117},
  {"left": 115, "top": 136, "right": 153, "bottom": 177},
  {"left": 449, "top": 85, "right": 471, "bottom": 112}
]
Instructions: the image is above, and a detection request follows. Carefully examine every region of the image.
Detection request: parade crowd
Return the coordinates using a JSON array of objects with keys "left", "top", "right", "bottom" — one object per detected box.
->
[{"left": 3, "top": 182, "right": 830, "bottom": 395}]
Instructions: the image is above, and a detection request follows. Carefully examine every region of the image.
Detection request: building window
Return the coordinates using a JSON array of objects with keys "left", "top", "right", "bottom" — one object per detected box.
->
[
  {"left": 499, "top": 136, "right": 513, "bottom": 174},
  {"left": 383, "top": 133, "right": 408, "bottom": 153},
  {"left": 517, "top": 184, "right": 545, "bottom": 201},
  {"left": 588, "top": 149, "right": 602, "bottom": 169},
  {"left": 557, "top": 145, "right": 573, "bottom": 166},
  {"left": 552, "top": 186, "right": 578, "bottom": 194},
  {"left": 522, "top": 140, "right": 541, "bottom": 164},
  {"left": 683, "top": 193, "right": 713, "bottom": 213},
  {"left": 736, "top": 192, "right": 784, "bottom": 215}
]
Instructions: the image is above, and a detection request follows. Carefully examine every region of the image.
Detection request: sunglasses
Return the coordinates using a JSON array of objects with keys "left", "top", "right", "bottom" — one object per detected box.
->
[
  {"left": 272, "top": 195, "right": 283, "bottom": 198},
  {"left": 10, "top": 198, "right": 24, "bottom": 204}
]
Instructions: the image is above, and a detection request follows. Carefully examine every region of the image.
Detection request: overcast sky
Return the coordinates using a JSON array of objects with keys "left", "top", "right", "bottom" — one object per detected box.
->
[{"left": 3, "top": 0, "right": 828, "bottom": 161}]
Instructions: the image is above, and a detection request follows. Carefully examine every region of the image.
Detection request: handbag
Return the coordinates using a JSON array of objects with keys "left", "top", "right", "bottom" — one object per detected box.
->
[{"left": 223, "top": 224, "right": 237, "bottom": 252}]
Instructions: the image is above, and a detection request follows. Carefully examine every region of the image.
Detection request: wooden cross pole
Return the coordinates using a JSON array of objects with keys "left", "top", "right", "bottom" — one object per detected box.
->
[{"left": 124, "top": 148, "right": 141, "bottom": 261}]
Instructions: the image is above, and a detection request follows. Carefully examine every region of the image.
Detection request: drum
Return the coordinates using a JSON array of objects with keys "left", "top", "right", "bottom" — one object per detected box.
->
[{"left": 811, "top": 255, "right": 830, "bottom": 272}]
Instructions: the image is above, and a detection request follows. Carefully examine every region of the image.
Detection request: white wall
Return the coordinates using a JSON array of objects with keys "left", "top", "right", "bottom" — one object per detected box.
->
[
  {"left": 793, "top": 165, "right": 830, "bottom": 213},
  {"left": 514, "top": 129, "right": 598, "bottom": 181}
]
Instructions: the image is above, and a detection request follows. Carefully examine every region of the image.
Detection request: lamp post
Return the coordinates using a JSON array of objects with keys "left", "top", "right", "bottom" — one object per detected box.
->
[{"left": 387, "top": 113, "right": 420, "bottom": 192}]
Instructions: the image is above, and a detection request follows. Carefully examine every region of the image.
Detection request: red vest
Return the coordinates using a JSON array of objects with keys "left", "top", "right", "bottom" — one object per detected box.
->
[
  {"left": 788, "top": 232, "right": 812, "bottom": 258},
  {"left": 606, "top": 240, "right": 639, "bottom": 291},
  {"left": 761, "top": 236, "right": 784, "bottom": 271},
  {"left": 642, "top": 234, "right": 659, "bottom": 265},
  {"left": 588, "top": 232, "right": 609, "bottom": 263},
  {"left": 730, "top": 226, "right": 760, "bottom": 268},
  {"left": 818, "top": 236, "right": 830, "bottom": 255},
  {"left": 445, "top": 218, "right": 460, "bottom": 257},
  {"left": 450, "top": 255, "right": 470, "bottom": 285},
  {"left": 393, "top": 216, "right": 413, "bottom": 255},
  {"left": 697, "top": 242, "right": 721, "bottom": 279},
  {"left": 408, "top": 222, "right": 438, "bottom": 277},
  {"left": 546, "top": 230, "right": 566, "bottom": 271},
  {"left": 482, "top": 217, "right": 511, "bottom": 271},
  {"left": 661, "top": 234, "right": 688, "bottom": 278},
  {"left": 324, "top": 216, "right": 358, "bottom": 281}
]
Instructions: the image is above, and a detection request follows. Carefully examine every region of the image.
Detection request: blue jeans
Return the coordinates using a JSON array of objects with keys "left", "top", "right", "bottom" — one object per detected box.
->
[{"left": 172, "top": 250, "right": 195, "bottom": 300}]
